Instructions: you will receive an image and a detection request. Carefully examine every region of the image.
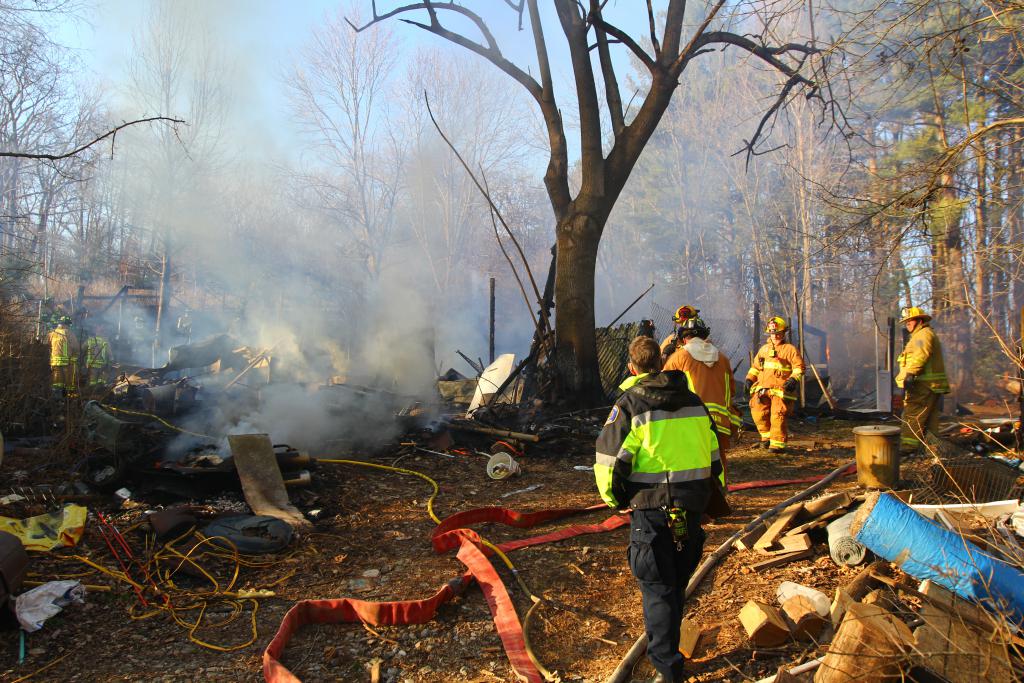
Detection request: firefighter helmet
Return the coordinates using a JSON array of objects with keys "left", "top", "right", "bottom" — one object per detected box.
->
[
  {"left": 898, "top": 306, "right": 932, "bottom": 324},
  {"left": 57, "top": 315, "right": 72, "bottom": 325},
  {"left": 764, "top": 316, "right": 788, "bottom": 335},
  {"left": 672, "top": 305, "right": 700, "bottom": 323},
  {"left": 678, "top": 317, "right": 711, "bottom": 339}
]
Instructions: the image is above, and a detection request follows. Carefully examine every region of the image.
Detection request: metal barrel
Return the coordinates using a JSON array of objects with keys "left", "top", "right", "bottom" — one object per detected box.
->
[{"left": 852, "top": 425, "right": 901, "bottom": 489}]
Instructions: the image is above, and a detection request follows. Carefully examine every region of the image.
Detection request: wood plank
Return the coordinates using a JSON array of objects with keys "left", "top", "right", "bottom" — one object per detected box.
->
[
  {"left": 739, "top": 600, "right": 790, "bottom": 647},
  {"left": 749, "top": 548, "right": 813, "bottom": 572},
  {"left": 799, "top": 491, "right": 853, "bottom": 521},
  {"left": 760, "top": 533, "right": 812, "bottom": 555},
  {"left": 735, "top": 521, "right": 768, "bottom": 551},
  {"left": 754, "top": 503, "right": 804, "bottom": 550},
  {"left": 784, "top": 508, "right": 846, "bottom": 537}
]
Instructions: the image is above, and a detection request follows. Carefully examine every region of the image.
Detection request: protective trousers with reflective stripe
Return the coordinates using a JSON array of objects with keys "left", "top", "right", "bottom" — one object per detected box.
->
[
  {"left": 901, "top": 383, "right": 941, "bottom": 448},
  {"left": 750, "top": 392, "right": 792, "bottom": 448},
  {"left": 628, "top": 508, "right": 704, "bottom": 683}
]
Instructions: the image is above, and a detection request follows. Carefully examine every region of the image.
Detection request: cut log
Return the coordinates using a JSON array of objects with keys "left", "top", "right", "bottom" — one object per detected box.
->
[
  {"left": 754, "top": 503, "right": 804, "bottom": 550},
  {"left": 678, "top": 617, "right": 701, "bottom": 659},
  {"left": 829, "top": 588, "right": 853, "bottom": 629},
  {"left": 814, "top": 602, "right": 914, "bottom": 683},
  {"left": 739, "top": 600, "right": 791, "bottom": 647},
  {"left": 800, "top": 492, "right": 853, "bottom": 521},
  {"left": 749, "top": 548, "right": 813, "bottom": 572},
  {"left": 913, "top": 603, "right": 1014, "bottom": 683},
  {"left": 782, "top": 594, "right": 826, "bottom": 641}
]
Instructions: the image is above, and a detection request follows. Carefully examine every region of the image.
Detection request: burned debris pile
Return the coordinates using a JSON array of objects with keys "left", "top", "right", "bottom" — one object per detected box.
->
[{"left": 0, "top": 318, "right": 1022, "bottom": 683}]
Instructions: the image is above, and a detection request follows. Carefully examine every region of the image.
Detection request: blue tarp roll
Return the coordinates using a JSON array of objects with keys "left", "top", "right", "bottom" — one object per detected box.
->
[{"left": 854, "top": 492, "right": 1024, "bottom": 625}]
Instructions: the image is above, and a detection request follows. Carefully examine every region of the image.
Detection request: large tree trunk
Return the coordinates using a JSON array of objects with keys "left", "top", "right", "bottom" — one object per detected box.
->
[{"left": 553, "top": 211, "right": 604, "bottom": 404}]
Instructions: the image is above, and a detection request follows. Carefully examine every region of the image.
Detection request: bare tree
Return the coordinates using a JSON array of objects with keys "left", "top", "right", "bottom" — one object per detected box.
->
[
  {"left": 286, "top": 6, "right": 404, "bottom": 285},
  {"left": 123, "top": 0, "right": 228, "bottom": 359},
  {"left": 354, "top": 2, "right": 833, "bottom": 403}
]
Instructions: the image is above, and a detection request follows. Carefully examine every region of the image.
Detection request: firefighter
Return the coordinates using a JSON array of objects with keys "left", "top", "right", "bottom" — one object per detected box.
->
[
  {"left": 745, "top": 316, "right": 805, "bottom": 452},
  {"left": 895, "top": 307, "right": 950, "bottom": 452},
  {"left": 595, "top": 336, "right": 722, "bottom": 683},
  {"left": 84, "top": 324, "right": 113, "bottom": 388},
  {"left": 47, "top": 316, "right": 80, "bottom": 394},
  {"left": 663, "top": 316, "right": 741, "bottom": 478},
  {"left": 660, "top": 305, "right": 700, "bottom": 359}
]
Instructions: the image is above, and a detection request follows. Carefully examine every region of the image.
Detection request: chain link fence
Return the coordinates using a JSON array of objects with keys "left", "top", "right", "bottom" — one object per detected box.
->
[
  {"left": 595, "top": 303, "right": 756, "bottom": 402},
  {"left": 648, "top": 301, "right": 754, "bottom": 377}
]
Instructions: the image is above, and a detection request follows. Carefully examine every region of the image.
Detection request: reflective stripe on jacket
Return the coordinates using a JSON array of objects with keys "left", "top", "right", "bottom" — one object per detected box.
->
[
  {"left": 48, "top": 328, "right": 78, "bottom": 366},
  {"left": 896, "top": 323, "right": 949, "bottom": 393},
  {"left": 746, "top": 341, "right": 804, "bottom": 400},
  {"left": 595, "top": 370, "right": 722, "bottom": 511},
  {"left": 85, "top": 336, "right": 111, "bottom": 368},
  {"left": 663, "top": 342, "right": 739, "bottom": 437}
]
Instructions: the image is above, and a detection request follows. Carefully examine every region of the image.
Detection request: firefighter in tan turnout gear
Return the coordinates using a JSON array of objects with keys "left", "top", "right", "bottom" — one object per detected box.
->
[
  {"left": 663, "top": 316, "right": 741, "bottom": 478},
  {"left": 48, "top": 316, "right": 80, "bottom": 394},
  {"left": 895, "top": 307, "right": 950, "bottom": 452},
  {"left": 745, "top": 316, "right": 804, "bottom": 452},
  {"left": 659, "top": 305, "right": 700, "bottom": 359}
]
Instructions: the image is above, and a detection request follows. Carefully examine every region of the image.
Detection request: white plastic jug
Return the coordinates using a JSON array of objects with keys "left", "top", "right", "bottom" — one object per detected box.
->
[{"left": 776, "top": 581, "right": 830, "bottom": 617}]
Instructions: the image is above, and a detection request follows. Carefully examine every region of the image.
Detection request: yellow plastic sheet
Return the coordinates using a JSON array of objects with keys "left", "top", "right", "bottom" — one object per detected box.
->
[{"left": 0, "top": 504, "right": 87, "bottom": 551}]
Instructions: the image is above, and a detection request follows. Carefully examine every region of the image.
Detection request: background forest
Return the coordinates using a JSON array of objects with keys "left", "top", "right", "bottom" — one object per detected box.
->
[{"left": 1, "top": 0, "right": 1021, "bottom": 402}]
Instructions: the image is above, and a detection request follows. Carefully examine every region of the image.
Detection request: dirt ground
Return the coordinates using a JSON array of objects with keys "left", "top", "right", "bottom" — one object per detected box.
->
[{"left": 0, "top": 416, "right": 873, "bottom": 683}]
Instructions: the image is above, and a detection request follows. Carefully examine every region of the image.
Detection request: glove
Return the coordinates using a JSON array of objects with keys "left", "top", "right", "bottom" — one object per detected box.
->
[
  {"left": 902, "top": 374, "right": 915, "bottom": 389},
  {"left": 744, "top": 378, "right": 755, "bottom": 395},
  {"left": 783, "top": 377, "right": 798, "bottom": 393}
]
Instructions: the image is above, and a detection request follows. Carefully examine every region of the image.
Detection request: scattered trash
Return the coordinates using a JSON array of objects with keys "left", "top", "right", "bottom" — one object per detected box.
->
[
  {"left": 14, "top": 580, "right": 86, "bottom": 632},
  {"left": 0, "top": 494, "right": 26, "bottom": 506},
  {"left": 572, "top": 465, "right": 593, "bottom": 471},
  {"left": 114, "top": 487, "right": 132, "bottom": 500},
  {"left": 500, "top": 484, "right": 542, "bottom": 498},
  {"left": 202, "top": 515, "right": 294, "bottom": 554},
  {"left": 0, "top": 504, "right": 88, "bottom": 551},
  {"left": 775, "top": 581, "right": 830, "bottom": 617},
  {"left": 826, "top": 511, "right": 867, "bottom": 566},
  {"left": 486, "top": 452, "right": 521, "bottom": 480},
  {"left": 229, "top": 434, "right": 312, "bottom": 530}
]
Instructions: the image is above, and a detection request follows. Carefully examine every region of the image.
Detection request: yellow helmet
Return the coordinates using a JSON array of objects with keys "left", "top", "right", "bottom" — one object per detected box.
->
[
  {"left": 899, "top": 306, "right": 932, "bottom": 324},
  {"left": 764, "top": 316, "right": 788, "bottom": 335},
  {"left": 672, "top": 305, "right": 700, "bottom": 323}
]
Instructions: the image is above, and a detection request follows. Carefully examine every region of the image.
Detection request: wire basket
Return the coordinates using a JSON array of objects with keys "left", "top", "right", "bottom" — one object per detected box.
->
[{"left": 926, "top": 455, "right": 1022, "bottom": 503}]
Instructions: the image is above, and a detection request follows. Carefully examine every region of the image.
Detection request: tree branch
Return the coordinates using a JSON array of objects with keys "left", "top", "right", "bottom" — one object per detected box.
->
[
  {"left": 348, "top": 2, "right": 544, "bottom": 103},
  {"left": 591, "top": 15, "right": 656, "bottom": 70},
  {"left": 0, "top": 116, "right": 186, "bottom": 160},
  {"left": 589, "top": 1, "right": 626, "bottom": 136}
]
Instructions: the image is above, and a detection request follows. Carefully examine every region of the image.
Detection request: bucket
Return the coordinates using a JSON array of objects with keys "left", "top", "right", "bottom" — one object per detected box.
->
[
  {"left": 852, "top": 425, "right": 901, "bottom": 489},
  {"left": 486, "top": 452, "right": 521, "bottom": 480}
]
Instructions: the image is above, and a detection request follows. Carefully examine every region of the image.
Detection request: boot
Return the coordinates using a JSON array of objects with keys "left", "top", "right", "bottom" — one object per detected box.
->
[{"left": 647, "top": 671, "right": 684, "bottom": 683}]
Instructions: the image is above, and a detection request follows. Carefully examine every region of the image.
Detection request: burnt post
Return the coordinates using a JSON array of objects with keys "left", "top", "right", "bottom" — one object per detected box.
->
[
  {"left": 489, "top": 276, "right": 495, "bottom": 364},
  {"left": 752, "top": 302, "right": 761, "bottom": 367}
]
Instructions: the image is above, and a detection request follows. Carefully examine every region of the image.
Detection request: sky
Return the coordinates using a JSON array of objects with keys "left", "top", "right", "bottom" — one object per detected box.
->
[{"left": 54, "top": 0, "right": 652, "bottom": 165}]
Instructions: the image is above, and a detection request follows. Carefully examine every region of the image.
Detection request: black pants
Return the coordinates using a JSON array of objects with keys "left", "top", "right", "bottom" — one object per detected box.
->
[{"left": 628, "top": 508, "right": 705, "bottom": 682}]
